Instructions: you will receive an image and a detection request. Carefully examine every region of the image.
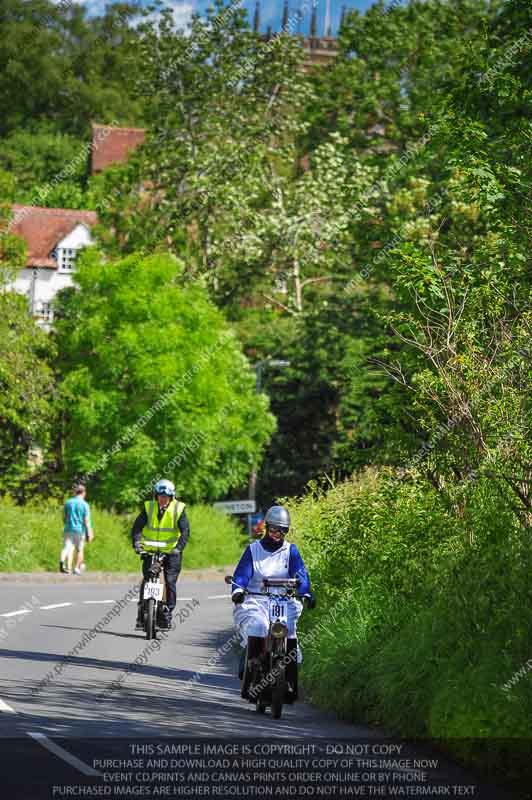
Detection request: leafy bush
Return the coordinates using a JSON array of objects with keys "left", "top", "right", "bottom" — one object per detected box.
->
[
  {"left": 0, "top": 501, "right": 246, "bottom": 572},
  {"left": 289, "top": 469, "right": 532, "bottom": 785}
]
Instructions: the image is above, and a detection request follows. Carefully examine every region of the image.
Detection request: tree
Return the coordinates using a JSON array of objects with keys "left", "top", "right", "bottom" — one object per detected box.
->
[
  {"left": 368, "top": 0, "right": 532, "bottom": 518},
  {"left": 54, "top": 249, "right": 276, "bottom": 509},
  {"left": 304, "top": 0, "right": 501, "bottom": 155},
  {"left": 0, "top": 125, "right": 87, "bottom": 203},
  {"left": 0, "top": 191, "right": 26, "bottom": 285},
  {"left": 0, "top": 291, "right": 57, "bottom": 497},
  {"left": 92, "top": 0, "right": 312, "bottom": 290},
  {"left": 0, "top": 0, "right": 145, "bottom": 138},
  {"left": 44, "top": 0, "right": 530, "bottom": 512}
]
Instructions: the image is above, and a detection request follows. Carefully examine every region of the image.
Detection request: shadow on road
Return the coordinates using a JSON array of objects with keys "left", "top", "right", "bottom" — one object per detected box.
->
[
  {"left": 0, "top": 619, "right": 325, "bottom": 740},
  {"left": 40, "top": 624, "right": 144, "bottom": 640},
  {"left": 0, "top": 622, "right": 523, "bottom": 799},
  {"left": 0, "top": 645, "right": 236, "bottom": 690}
]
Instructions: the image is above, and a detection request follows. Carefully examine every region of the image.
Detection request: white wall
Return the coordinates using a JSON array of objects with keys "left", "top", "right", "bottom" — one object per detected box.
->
[
  {"left": 9, "top": 223, "right": 93, "bottom": 329},
  {"left": 13, "top": 268, "right": 75, "bottom": 322},
  {"left": 59, "top": 224, "right": 92, "bottom": 250}
]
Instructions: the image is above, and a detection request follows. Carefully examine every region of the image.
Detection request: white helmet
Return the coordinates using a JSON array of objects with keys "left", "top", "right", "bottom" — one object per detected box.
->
[{"left": 154, "top": 479, "right": 175, "bottom": 498}]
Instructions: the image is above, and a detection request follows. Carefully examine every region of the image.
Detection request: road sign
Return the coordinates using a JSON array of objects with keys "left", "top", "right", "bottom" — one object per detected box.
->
[{"left": 213, "top": 500, "right": 256, "bottom": 515}]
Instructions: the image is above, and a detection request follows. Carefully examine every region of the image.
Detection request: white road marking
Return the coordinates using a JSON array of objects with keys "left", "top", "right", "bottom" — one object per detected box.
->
[
  {"left": 0, "top": 609, "right": 32, "bottom": 618},
  {"left": 127, "top": 595, "right": 193, "bottom": 601},
  {"left": 0, "top": 699, "right": 16, "bottom": 714},
  {"left": 40, "top": 603, "right": 73, "bottom": 610},
  {"left": 28, "top": 733, "right": 102, "bottom": 777},
  {"left": 83, "top": 600, "right": 114, "bottom": 604},
  {"left": 207, "top": 594, "right": 231, "bottom": 600}
]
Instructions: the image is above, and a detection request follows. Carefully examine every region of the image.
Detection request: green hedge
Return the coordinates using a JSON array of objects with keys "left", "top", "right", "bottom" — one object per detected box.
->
[
  {"left": 288, "top": 469, "right": 532, "bottom": 789},
  {"left": 0, "top": 501, "right": 247, "bottom": 572}
]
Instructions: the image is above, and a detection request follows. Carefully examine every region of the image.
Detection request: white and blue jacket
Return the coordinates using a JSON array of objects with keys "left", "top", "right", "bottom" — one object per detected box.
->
[{"left": 232, "top": 538, "right": 311, "bottom": 597}]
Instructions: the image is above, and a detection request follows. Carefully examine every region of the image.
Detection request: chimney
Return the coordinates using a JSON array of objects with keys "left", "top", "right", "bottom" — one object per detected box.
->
[
  {"left": 253, "top": 0, "right": 260, "bottom": 32},
  {"left": 282, "top": 0, "right": 289, "bottom": 31},
  {"left": 296, "top": 1, "right": 303, "bottom": 33},
  {"left": 340, "top": 5, "right": 350, "bottom": 31},
  {"left": 324, "top": 0, "right": 331, "bottom": 36},
  {"left": 310, "top": 1, "right": 317, "bottom": 37}
]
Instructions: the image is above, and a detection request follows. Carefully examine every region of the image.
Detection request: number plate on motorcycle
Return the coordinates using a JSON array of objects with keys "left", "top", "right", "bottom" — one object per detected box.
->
[
  {"left": 144, "top": 582, "right": 164, "bottom": 601},
  {"left": 269, "top": 597, "right": 288, "bottom": 624}
]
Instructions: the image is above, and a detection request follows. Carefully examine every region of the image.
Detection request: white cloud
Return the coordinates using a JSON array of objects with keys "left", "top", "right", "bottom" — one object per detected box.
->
[
  {"left": 52, "top": 0, "right": 195, "bottom": 26},
  {"left": 51, "top": 0, "right": 112, "bottom": 13},
  {"left": 136, "top": 0, "right": 197, "bottom": 32},
  {"left": 167, "top": 1, "right": 195, "bottom": 30}
]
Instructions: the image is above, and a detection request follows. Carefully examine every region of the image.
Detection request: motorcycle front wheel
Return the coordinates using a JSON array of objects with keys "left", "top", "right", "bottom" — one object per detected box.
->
[{"left": 145, "top": 598, "right": 156, "bottom": 640}]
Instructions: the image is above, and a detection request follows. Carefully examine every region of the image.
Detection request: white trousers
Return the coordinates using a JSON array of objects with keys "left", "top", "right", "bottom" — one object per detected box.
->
[{"left": 233, "top": 595, "right": 303, "bottom": 657}]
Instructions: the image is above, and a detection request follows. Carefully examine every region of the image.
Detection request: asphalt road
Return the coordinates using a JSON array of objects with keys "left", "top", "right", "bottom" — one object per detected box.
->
[{"left": 0, "top": 577, "right": 522, "bottom": 799}]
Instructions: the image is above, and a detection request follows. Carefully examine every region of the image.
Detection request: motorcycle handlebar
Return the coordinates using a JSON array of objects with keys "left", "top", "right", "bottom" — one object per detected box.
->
[
  {"left": 227, "top": 576, "right": 313, "bottom": 604},
  {"left": 245, "top": 589, "right": 298, "bottom": 598},
  {"left": 226, "top": 575, "right": 299, "bottom": 590}
]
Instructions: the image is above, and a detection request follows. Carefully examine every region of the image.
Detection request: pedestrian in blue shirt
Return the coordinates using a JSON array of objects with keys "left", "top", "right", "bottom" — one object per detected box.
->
[{"left": 60, "top": 484, "right": 93, "bottom": 575}]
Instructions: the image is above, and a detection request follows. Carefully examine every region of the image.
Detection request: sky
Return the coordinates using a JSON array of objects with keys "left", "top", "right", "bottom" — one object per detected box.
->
[{"left": 57, "top": 0, "right": 376, "bottom": 36}]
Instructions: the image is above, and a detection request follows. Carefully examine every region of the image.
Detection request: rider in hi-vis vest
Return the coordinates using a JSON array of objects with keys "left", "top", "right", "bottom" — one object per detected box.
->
[
  {"left": 131, "top": 479, "right": 190, "bottom": 629},
  {"left": 231, "top": 505, "right": 314, "bottom": 699},
  {"left": 141, "top": 498, "right": 186, "bottom": 552}
]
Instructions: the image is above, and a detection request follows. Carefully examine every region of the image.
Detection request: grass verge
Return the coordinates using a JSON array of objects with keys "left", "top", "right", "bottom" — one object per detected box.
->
[{"left": 0, "top": 501, "right": 247, "bottom": 572}]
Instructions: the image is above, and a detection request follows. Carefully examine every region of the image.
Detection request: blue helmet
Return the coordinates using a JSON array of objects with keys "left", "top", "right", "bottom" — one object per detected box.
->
[{"left": 154, "top": 479, "right": 175, "bottom": 498}]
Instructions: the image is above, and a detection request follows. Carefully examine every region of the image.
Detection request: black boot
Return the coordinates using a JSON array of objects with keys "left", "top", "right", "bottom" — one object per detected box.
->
[
  {"left": 285, "top": 638, "right": 299, "bottom": 702},
  {"left": 135, "top": 603, "right": 144, "bottom": 630},
  {"left": 247, "top": 636, "right": 264, "bottom": 659},
  {"left": 241, "top": 637, "right": 264, "bottom": 700},
  {"left": 238, "top": 648, "right": 246, "bottom": 680},
  {"left": 157, "top": 604, "right": 172, "bottom": 630}
]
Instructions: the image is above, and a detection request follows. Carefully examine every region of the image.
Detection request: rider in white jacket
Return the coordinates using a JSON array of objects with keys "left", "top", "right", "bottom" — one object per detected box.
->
[{"left": 231, "top": 505, "right": 313, "bottom": 699}]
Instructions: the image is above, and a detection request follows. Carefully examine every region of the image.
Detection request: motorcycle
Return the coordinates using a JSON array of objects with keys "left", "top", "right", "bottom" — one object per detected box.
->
[
  {"left": 225, "top": 575, "right": 312, "bottom": 719},
  {"left": 140, "top": 551, "right": 167, "bottom": 640}
]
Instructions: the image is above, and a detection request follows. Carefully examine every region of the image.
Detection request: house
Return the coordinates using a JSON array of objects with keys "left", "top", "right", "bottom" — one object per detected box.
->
[
  {"left": 90, "top": 123, "right": 146, "bottom": 175},
  {"left": 7, "top": 124, "right": 143, "bottom": 327},
  {"left": 9, "top": 205, "right": 97, "bottom": 327}
]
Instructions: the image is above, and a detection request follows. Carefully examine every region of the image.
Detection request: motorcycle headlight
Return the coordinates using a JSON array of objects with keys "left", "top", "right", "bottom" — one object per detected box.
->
[{"left": 271, "top": 621, "right": 288, "bottom": 639}]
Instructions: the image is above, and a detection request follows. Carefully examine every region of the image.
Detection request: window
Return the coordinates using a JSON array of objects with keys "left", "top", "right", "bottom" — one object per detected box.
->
[
  {"left": 40, "top": 302, "right": 52, "bottom": 322},
  {"left": 274, "top": 276, "right": 288, "bottom": 295},
  {"left": 57, "top": 247, "right": 78, "bottom": 272}
]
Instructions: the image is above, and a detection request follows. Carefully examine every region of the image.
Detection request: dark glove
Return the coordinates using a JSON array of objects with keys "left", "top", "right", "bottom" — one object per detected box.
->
[
  {"left": 232, "top": 590, "right": 245, "bottom": 604},
  {"left": 134, "top": 543, "right": 142, "bottom": 555},
  {"left": 302, "top": 592, "right": 316, "bottom": 610}
]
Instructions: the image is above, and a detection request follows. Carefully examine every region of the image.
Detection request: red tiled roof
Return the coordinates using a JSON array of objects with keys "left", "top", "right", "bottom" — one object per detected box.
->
[
  {"left": 10, "top": 205, "right": 98, "bottom": 269},
  {"left": 90, "top": 123, "right": 146, "bottom": 174}
]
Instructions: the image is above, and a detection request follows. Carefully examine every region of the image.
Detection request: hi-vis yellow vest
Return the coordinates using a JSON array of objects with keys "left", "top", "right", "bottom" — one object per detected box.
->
[{"left": 141, "top": 499, "right": 185, "bottom": 553}]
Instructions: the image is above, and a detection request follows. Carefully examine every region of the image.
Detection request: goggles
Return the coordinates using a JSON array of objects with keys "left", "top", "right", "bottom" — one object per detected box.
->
[{"left": 267, "top": 524, "right": 289, "bottom": 535}]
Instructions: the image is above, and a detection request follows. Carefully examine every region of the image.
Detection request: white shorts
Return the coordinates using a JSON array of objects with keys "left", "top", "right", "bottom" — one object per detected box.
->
[
  {"left": 233, "top": 595, "right": 303, "bottom": 647},
  {"left": 64, "top": 532, "right": 85, "bottom": 553}
]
